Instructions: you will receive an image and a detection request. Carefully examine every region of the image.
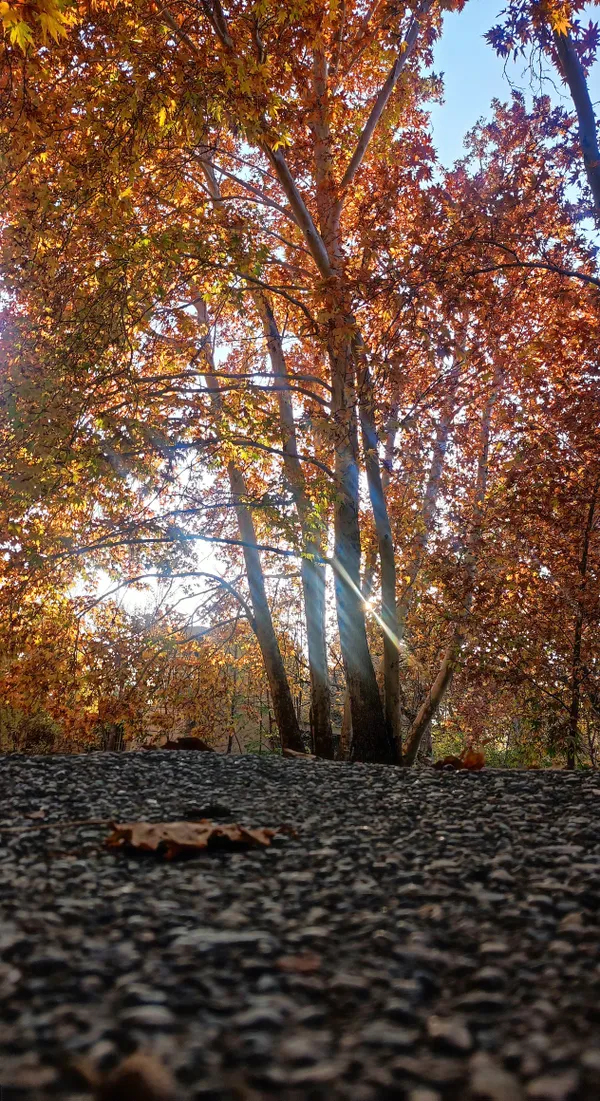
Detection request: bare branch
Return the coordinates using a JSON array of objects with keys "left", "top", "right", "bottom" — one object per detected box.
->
[
  {"left": 80, "top": 570, "right": 255, "bottom": 624},
  {"left": 156, "top": 4, "right": 202, "bottom": 56},
  {"left": 198, "top": 158, "right": 301, "bottom": 227},
  {"left": 199, "top": 0, "right": 234, "bottom": 49}
]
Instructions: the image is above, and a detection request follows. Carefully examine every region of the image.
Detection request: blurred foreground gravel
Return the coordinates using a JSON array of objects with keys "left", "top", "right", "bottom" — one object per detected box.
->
[{"left": 1, "top": 752, "right": 600, "bottom": 1100}]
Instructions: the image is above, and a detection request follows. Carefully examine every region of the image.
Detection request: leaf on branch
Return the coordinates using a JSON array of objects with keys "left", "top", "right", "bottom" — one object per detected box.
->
[
  {"left": 550, "top": 13, "right": 571, "bottom": 36},
  {"left": 106, "top": 820, "right": 276, "bottom": 859},
  {"left": 8, "top": 19, "right": 33, "bottom": 50}
]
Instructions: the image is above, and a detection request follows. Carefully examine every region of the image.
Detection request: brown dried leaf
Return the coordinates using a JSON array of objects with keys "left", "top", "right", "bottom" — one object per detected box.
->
[
  {"left": 282, "top": 748, "right": 318, "bottom": 760},
  {"left": 162, "top": 736, "right": 214, "bottom": 751},
  {"left": 432, "top": 749, "right": 485, "bottom": 771},
  {"left": 418, "top": 903, "right": 444, "bottom": 921},
  {"left": 95, "top": 1053, "right": 177, "bottom": 1101},
  {"left": 277, "top": 951, "right": 322, "bottom": 973},
  {"left": 105, "top": 820, "right": 276, "bottom": 859},
  {"left": 432, "top": 755, "right": 464, "bottom": 771},
  {"left": 461, "top": 748, "right": 486, "bottom": 770}
]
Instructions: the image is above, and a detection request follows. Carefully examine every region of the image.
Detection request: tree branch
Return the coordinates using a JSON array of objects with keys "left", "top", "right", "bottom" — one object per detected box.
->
[
  {"left": 339, "top": 0, "right": 435, "bottom": 193},
  {"left": 260, "top": 145, "right": 333, "bottom": 278},
  {"left": 552, "top": 28, "right": 600, "bottom": 220}
]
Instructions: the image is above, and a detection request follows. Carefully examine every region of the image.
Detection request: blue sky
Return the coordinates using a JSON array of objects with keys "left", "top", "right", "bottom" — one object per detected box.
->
[{"left": 429, "top": 0, "right": 600, "bottom": 167}]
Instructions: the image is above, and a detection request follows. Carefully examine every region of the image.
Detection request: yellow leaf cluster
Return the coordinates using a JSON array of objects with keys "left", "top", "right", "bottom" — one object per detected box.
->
[{"left": 0, "top": 0, "right": 73, "bottom": 50}]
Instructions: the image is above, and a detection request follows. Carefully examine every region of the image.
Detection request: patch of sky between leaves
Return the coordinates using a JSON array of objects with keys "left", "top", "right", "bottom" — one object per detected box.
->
[{"left": 428, "top": 1, "right": 599, "bottom": 209}]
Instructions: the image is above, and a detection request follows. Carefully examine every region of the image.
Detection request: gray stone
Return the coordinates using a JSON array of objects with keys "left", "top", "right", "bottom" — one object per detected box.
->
[
  {"left": 526, "top": 1071, "right": 580, "bottom": 1100},
  {"left": 361, "top": 1022, "right": 420, "bottom": 1049},
  {"left": 427, "top": 1015, "right": 472, "bottom": 1053},
  {"left": 171, "top": 928, "right": 276, "bottom": 951},
  {"left": 469, "top": 1052, "right": 524, "bottom": 1100},
  {"left": 119, "top": 1004, "right": 176, "bottom": 1028}
]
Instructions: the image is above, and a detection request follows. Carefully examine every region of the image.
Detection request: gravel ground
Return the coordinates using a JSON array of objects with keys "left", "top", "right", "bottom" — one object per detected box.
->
[{"left": 1, "top": 753, "right": 600, "bottom": 1101}]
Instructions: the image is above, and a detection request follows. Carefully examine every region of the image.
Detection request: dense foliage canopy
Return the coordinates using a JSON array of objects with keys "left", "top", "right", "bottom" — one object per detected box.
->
[{"left": 1, "top": 0, "right": 599, "bottom": 765}]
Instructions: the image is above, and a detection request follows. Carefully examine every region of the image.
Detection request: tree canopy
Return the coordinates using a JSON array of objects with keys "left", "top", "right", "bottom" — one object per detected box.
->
[{"left": 1, "top": 0, "right": 599, "bottom": 766}]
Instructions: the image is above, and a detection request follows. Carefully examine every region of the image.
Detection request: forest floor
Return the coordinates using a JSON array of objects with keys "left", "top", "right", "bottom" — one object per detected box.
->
[{"left": 1, "top": 754, "right": 600, "bottom": 1101}]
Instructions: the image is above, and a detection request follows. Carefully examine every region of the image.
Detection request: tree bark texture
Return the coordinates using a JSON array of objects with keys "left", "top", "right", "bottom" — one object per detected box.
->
[
  {"left": 566, "top": 477, "right": 598, "bottom": 767},
  {"left": 358, "top": 360, "right": 401, "bottom": 759},
  {"left": 552, "top": 30, "right": 600, "bottom": 221},
  {"left": 257, "top": 294, "right": 335, "bottom": 759}
]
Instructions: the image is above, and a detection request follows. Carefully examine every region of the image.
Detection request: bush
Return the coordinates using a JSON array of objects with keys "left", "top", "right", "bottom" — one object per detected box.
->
[{"left": 0, "top": 704, "right": 62, "bottom": 753}]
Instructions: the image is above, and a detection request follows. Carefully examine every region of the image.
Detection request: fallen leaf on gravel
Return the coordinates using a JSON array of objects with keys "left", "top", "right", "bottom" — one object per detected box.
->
[
  {"left": 418, "top": 902, "right": 444, "bottom": 921},
  {"left": 433, "top": 749, "right": 485, "bottom": 771},
  {"left": 105, "top": 820, "right": 276, "bottom": 859},
  {"left": 277, "top": 951, "right": 322, "bottom": 973},
  {"left": 95, "top": 1053, "right": 177, "bottom": 1101},
  {"left": 28, "top": 808, "right": 46, "bottom": 819},
  {"left": 432, "top": 755, "right": 464, "bottom": 770},
  {"left": 162, "top": 736, "right": 214, "bottom": 751},
  {"left": 461, "top": 748, "right": 486, "bottom": 770}
]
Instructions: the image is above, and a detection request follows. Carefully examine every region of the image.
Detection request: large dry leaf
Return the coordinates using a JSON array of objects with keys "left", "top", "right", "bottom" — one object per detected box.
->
[
  {"left": 277, "top": 951, "right": 322, "bottom": 973},
  {"left": 433, "top": 748, "right": 486, "bottom": 771},
  {"left": 162, "top": 736, "right": 214, "bottom": 751},
  {"left": 461, "top": 747, "right": 486, "bottom": 770},
  {"left": 72, "top": 1052, "right": 176, "bottom": 1101},
  {"left": 96, "top": 1053, "right": 177, "bottom": 1101},
  {"left": 432, "top": 754, "right": 464, "bottom": 771},
  {"left": 106, "top": 819, "right": 276, "bottom": 859}
]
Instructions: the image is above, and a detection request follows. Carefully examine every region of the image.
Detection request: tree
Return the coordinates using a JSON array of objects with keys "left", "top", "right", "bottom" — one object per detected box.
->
[
  {"left": 487, "top": 0, "right": 600, "bottom": 219},
  {"left": 1, "top": 0, "right": 599, "bottom": 769}
]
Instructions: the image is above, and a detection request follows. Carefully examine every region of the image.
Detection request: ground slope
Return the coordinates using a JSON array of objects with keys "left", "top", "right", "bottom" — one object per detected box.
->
[{"left": 1, "top": 754, "right": 600, "bottom": 1100}]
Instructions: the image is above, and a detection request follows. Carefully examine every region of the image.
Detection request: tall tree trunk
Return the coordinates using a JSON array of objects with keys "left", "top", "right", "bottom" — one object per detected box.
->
[
  {"left": 256, "top": 294, "right": 335, "bottom": 758},
  {"left": 566, "top": 477, "right": 598, "bottom": 767},
  {"left": 330, "top": 333, "right": 395, "bottom": 763},
  {"left": 551, "top": 29, "right": 600, "bottom": 221},
  {"left": 403, "top": 369, "right": 499, "bottom": 764},
  {"left": 226, "top": 462, "right": 304, "bottom": 752},
  {"left": 306, "top": 46, "right": 391, "bottom": 762},
  {"left": 174, "top": 1, "right": 436, "bottom": 764},
  {"left": 193, "top": 300, "right": 304, "bottom": 753},
  {"left": 341, "top": 406, "right": 399, "bottom": 749},
  {"left": 357, "top": 359, "right": 401, "bottom": 758}
]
